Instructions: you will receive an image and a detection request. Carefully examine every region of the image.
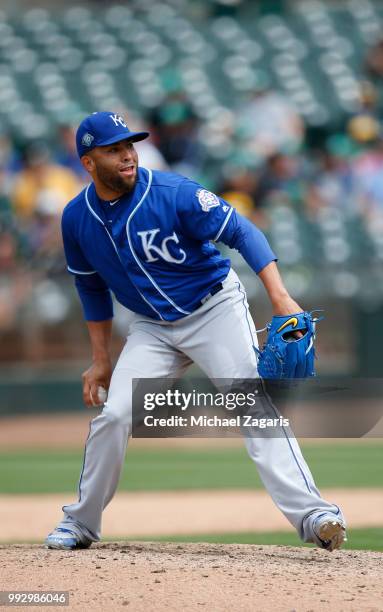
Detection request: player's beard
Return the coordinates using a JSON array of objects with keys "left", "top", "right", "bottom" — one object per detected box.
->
[{"left": 95, "top": 163, "right": 137, "bottom": 195}]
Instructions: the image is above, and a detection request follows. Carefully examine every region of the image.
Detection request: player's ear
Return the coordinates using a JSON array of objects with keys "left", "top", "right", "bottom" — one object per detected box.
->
[{"left": 81, "top": 154, "right": 94, "bottom": 173}]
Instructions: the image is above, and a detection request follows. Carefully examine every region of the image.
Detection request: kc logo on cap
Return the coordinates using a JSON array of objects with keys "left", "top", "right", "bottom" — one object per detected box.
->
[{"left": 109, "top": 114, "right": 127, "bottom": 128}]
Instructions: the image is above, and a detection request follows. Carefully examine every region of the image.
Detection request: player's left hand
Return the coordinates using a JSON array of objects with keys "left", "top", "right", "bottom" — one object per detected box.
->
[
  {"left": 271, "top": 294, "right": 304, "bottom": 339},
  {"left": 257, "top": 309, "right": 321, "bottom": 378}
]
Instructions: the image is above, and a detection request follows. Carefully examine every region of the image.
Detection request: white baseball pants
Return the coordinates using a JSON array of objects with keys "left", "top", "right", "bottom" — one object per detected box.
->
[{"left": 60, "top": 269, "right": 344, "bottom": 543}]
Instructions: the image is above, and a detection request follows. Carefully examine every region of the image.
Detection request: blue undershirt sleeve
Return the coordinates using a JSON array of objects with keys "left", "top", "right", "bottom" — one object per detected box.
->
[
  {"left": 218, "top": 209, "right": 277, "bottom": 274},
  {"left": 62, "top": 208, "right": 113, "bottom": 321},
  {"left": 74, "top": 274, "right": 114, "bottom": 322}
]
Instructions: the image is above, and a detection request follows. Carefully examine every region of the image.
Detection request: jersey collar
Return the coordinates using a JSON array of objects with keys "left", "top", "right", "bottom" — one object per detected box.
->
[{"left": 86, "top": 167, "right": 150, "bottom": 221}]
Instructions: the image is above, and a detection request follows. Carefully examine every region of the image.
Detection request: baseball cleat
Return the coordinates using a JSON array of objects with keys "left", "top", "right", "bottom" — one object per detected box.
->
[
  {"left": 314, "top": 519, "right": 347, "bottom": 552},
  {"left": 45, "top": 527, "right": 92, "bottom": 551}
]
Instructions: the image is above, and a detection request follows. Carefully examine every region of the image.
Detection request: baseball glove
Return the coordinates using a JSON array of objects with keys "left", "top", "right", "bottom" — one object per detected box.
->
[{"left": 256, "top": 311, "right": 322, "bottom": 379}]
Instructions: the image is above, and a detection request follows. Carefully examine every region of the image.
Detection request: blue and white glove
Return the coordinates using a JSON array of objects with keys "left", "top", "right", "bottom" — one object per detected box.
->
[{"left": 256, "top": 311, "right": 322, "bottom": 379}]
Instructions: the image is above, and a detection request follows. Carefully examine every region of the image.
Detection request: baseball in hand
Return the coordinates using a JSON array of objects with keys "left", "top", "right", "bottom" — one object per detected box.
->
[
  {"left": 91, "top": 386, "right": 108, "bottom": 406},
  {"left": 97, "top": 386, "right": 108, "bottom": 404}
]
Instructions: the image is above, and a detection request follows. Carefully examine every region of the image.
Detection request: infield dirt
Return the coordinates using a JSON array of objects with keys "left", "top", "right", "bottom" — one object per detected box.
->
[{"left": 1, "top": 542, "right": 382, "bottom": 611}]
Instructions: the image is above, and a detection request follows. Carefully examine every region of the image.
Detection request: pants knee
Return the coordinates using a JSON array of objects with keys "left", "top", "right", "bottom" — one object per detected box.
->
[{"left": 100, "top": 402, "right": 132, "bottom": 431}]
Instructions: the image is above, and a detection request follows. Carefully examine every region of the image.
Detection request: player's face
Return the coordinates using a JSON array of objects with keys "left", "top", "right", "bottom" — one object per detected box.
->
[{"left": 88, "top": 140, "right": 139, "bottom": 195}]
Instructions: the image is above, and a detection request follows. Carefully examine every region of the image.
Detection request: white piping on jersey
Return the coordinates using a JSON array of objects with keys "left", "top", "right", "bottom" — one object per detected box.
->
[
  {"left": 84, "top": 182, "right": 164, "bottom": 320},
  {"left": 213, "top": 206, "right": 234, "bottom": 242},
  {"left": 125, "top": 168, "right": 191, "bottom": 316},
  {"left": 85, "top": 184, "right": 107, "bottom": 224},
  {"left": 67, "top": 266, "right": 97, "bottom": 275},
  {"left": 85, "top": 185, "right": 122, "bottom": 260}
]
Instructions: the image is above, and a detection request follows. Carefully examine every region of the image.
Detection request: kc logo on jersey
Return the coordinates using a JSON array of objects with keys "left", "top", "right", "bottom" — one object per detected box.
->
[
  {"left": 197, "top": 189, "right": 220, "bottom": 212},
  {"left": 137, "top": 229, "right": 186, "bottom": 264}
]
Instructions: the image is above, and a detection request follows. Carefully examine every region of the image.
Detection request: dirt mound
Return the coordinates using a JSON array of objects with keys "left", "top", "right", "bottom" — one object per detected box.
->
[{"left": 1, "top": 542, "right": 381, "bottom": 611}]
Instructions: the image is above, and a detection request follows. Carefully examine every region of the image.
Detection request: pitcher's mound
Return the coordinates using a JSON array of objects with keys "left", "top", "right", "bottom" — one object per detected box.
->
[{"left": 1, "top": 542, "right": 381, "bottom": 611}]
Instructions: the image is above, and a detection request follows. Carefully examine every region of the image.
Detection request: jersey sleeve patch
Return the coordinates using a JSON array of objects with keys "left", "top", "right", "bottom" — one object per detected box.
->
[{"left": 196, "top": 189, "right": 220, "bottom": 212}]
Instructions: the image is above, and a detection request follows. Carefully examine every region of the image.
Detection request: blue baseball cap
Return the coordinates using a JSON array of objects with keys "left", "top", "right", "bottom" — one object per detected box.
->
[{"left": 76, "top": 111, "right": 149, "bottom": 158}]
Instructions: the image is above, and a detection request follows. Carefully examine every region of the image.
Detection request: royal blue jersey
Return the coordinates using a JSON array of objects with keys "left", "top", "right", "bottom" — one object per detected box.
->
[{"left": 62, "top": 167, "right": 276, "bottom": 322}]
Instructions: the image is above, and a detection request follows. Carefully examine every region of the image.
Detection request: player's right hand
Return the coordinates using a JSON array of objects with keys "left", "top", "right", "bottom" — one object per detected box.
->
[{"left": 82, "top": 358, "right": 112, "bottom": 408}]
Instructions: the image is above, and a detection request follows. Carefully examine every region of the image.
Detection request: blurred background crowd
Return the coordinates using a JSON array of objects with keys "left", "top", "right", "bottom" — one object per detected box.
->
[{"left": 1, "top": 0, "right": 383, "bottom": 375}]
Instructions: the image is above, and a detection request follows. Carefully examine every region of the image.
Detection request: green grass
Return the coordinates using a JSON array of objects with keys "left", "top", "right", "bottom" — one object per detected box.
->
[
  {"left": 138, "top": 527, "right": 383, "bottom": 552},
  {"left": 0, "top": 443, "right": 382, "bottom": 494},
  {"left": 6, "top": 528, "right": 383, "bottom": 551}
]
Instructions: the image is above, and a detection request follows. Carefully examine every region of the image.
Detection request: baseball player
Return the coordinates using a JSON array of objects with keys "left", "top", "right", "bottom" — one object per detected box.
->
[{"left": 45, "top": 112, "right": 346, "bottom": 552}]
